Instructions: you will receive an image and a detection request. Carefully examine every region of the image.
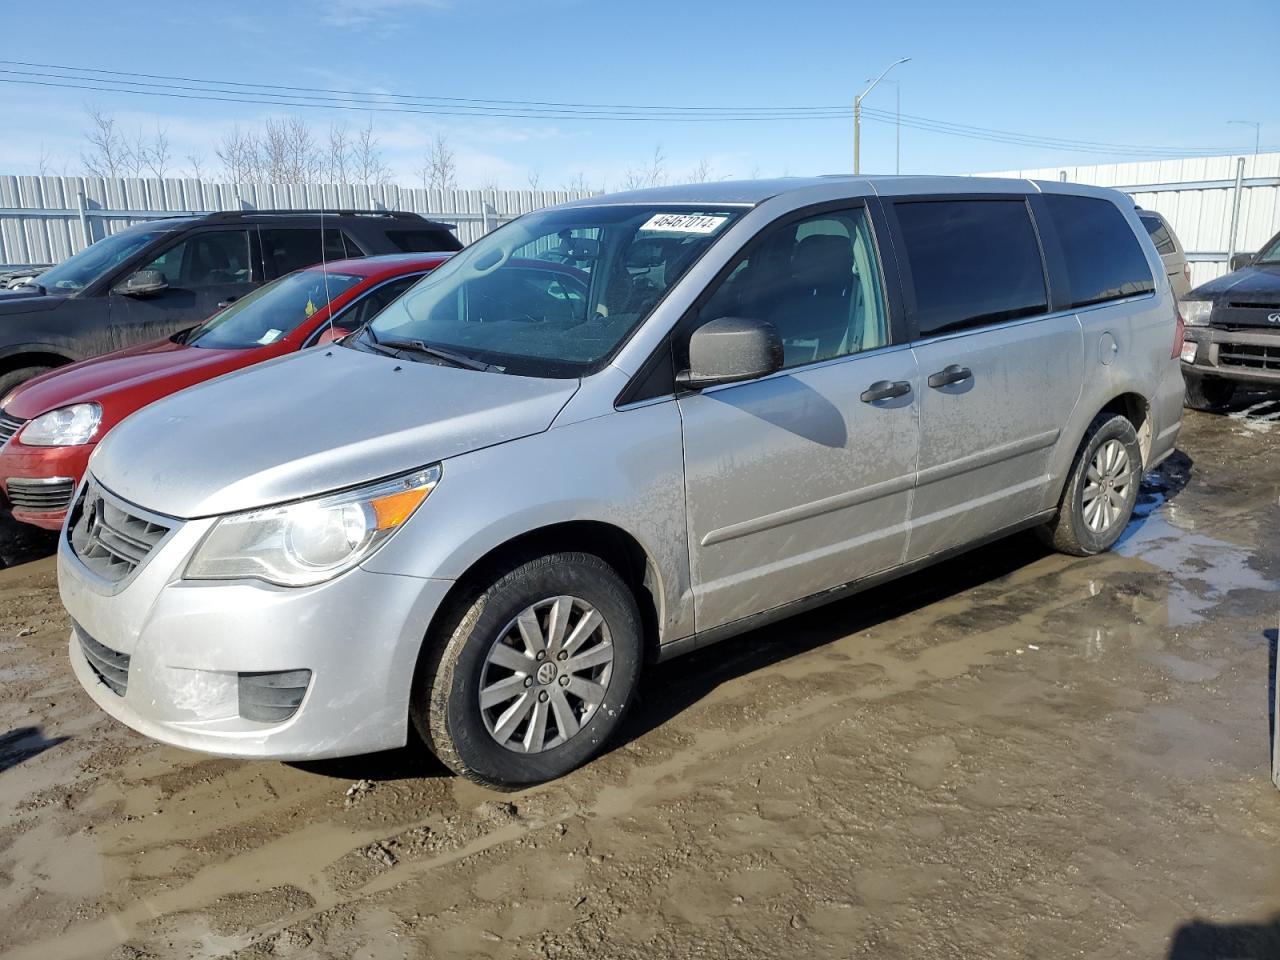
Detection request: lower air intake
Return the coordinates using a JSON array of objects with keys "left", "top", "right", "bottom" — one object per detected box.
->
[{"left": 237, "top": 669, "right": 312, "bottom": 723}]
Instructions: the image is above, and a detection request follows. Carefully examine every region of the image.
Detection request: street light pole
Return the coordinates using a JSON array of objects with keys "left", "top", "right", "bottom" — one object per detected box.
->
[
  {"left": 854, "top": 57, "right": 910, "bottom": 174},
  {"left": 1228, "top": 120, "right": 1260, "bottom": 157}
]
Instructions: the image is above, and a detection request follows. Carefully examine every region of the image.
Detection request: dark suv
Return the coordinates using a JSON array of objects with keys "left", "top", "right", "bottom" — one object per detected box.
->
[
  {"left": 0, "top": 210, "right": 461, "bottom": 396},
  {"left": 1180, "top": 229, "right": 1280, "bottom": 409}
]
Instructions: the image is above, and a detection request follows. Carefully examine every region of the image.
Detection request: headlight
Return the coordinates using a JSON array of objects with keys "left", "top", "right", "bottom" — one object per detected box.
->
[
  {"left": 19, "top": 403, "right": 102, "bottom": 446},
  {"left": 184, "top": 465, "right": 441, "bottom": 587},
  {"left": 1183, "top": 300, "right": 1213, "bottom": 326}
]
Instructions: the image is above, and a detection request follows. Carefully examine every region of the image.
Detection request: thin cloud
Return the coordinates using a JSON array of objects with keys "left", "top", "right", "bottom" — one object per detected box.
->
[{"left": 320, "top": 0, "right": 452, "bottom": 27}]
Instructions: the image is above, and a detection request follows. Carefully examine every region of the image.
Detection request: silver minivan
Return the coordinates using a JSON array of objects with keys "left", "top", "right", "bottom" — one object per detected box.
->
[{"left": 58, "top": 177, "right": 1185, "bottom": 787}]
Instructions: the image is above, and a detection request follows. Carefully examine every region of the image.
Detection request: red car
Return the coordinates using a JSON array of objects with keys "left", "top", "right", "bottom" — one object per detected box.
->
[{"left": 0, "top": 253, "right": 451, "bottom": 530}]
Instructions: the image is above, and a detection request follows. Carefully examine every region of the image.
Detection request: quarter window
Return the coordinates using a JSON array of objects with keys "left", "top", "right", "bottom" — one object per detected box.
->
[
  {"left": 700, "top": 208, "right": 889, "bottom": 368},
  {"left": 1140, "top": 215, "right": 1178, "bottom": 256},
  {"left": 895, "top": 199, "right": 1047, "bottom": 337},
  {"left": 1043, "top": 195, "right": 1155, "bottom": 308}
]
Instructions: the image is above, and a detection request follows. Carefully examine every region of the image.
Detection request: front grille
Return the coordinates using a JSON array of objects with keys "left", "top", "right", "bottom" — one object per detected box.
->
[
  {"left": 76, "top": 623, "right": 130, "bottom": 696},
  {"left": 1219, "top": 343, "right": 1280, "bottom": 371},
  {"left": 238, "top": 670, "right": 312, "bottom": 723},
  {"left": 0, "top": 412, "right": 25, "bottom": 445},
  {"left": 1227, "top": 301, "right": 1280, "bottom": 310},
  {"left": 68, "top": 480, "right": 173, "bottom": 583},
  {"left": 7, "top": 477, "right": 76, "bottom": 512}
]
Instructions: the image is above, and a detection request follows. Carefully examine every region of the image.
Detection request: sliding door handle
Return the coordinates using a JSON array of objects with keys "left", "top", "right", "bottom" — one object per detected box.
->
[
  {"left": 927, "top": 364, "right": 973, "bottom": 388},
  {"left": 860, "top": 380, "right": 912, "bottom": 403}
]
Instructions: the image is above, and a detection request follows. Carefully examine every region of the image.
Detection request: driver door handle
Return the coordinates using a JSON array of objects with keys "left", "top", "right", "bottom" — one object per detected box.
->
[
  {"left": 927, "top": 364, "right": 973, "bottom": 388},
  {"left": 860, "top": 380, "right": 912, "bottom": 403}
]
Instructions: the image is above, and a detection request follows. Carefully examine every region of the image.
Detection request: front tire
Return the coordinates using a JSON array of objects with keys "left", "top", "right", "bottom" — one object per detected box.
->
[
  {"left": 1184, "top": 372, "right": 1235, "bottom": 411},
  {"left": 1040, "top": 413, "right": 1142, "bottom": 557},
  {"left": 412, "top": 552, "right": 642, "bottom": 789}
]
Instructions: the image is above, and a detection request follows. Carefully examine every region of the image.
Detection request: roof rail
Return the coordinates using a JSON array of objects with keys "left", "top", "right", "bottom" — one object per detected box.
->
[{"left": 202, "top": 209, "right": 430, "bottom": 222}]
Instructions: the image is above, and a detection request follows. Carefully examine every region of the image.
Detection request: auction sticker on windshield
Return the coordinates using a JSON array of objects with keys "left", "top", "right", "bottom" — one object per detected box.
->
[{"left": 639, "top": 214, "right": 728, "bottom": 234}]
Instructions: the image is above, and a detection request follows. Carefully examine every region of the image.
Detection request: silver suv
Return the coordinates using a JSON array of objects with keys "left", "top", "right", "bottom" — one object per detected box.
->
[{"left": 58, "top": 177, "right": 1185, "bottom": 787}]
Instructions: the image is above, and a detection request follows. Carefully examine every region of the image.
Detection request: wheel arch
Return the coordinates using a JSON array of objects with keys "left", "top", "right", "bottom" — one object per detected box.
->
[
  {"left": 1047, "top": 389, "right": 1152, "bottom": 513},
  {"left": 419, "top": 519, "right": 666, "bottom": 668}
]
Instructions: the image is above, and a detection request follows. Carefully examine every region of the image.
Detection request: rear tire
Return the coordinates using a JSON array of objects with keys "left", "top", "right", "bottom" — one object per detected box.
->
[
  {"left": 412, "top": 552, "right": 642, "bottom": 789},
  {"left": 1039, "top": 413, "right": 1142, "bottom": 557},
  {"left": 0, "top": 366, "right": 53, "bottom": 402},
  {"left": 1183, "top": 372, "right": 1235, "bottom": 411}
]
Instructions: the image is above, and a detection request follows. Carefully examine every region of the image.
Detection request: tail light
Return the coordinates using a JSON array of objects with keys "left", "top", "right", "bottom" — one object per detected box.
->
[
  {"left": 1184, "top": 263, "right": 1192, "bottom": 287},
  {"left": 1172, "top": 305, "right": 1186, "bottom": 359}
]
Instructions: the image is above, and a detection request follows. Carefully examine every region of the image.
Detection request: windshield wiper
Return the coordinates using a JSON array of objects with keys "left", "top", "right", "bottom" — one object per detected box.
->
[{"left": 364, "top": 328, "right": 493, "bottom": 371}]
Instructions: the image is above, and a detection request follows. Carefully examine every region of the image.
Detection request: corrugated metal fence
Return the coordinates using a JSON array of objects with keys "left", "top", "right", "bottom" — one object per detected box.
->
[
  {"left": 0, "top": 175, "right": 597, "bottom": 268},
  {"left": 979, "top": 152, "right": 1280, "bottom": 287}
]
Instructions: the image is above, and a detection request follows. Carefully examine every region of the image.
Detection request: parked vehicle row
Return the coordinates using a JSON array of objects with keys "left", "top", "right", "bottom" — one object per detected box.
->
[
  {"left": 0, "top": 254, "right": 452, "bottom": 528},
  {"left": 0, "top": 210, "right": 461, "bottom": 396},
  {"left": 52, "top": 176, "right": 1184, "bottom": 787}
]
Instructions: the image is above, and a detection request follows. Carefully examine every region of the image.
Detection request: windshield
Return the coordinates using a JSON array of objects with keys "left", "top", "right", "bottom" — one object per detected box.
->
[
  {"left": 1257, "top": 235, "right": 1280, "bottom": 265},
  {"left": 38, "top": 229, "right": 168, "bottom": 292},
  {"left": 363, "top": 205, "right": 743, "bottom": 377},
  {"left": 187, "top": 270, "right": 364, "bottom": 349}
]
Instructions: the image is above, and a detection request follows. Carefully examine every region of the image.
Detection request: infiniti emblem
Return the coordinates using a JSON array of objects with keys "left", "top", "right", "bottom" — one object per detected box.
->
[{"left": 1268, "top": 312, "right": 1280, "bottom": 325}]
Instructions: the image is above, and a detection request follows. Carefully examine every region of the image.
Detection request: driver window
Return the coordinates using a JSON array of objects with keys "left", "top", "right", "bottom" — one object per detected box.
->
[
  {"left": 702, "top": 208, "right": 888, "bottom": 368},
  {"left": 138, "top": 230, "right": 252, "bottom": 289}
]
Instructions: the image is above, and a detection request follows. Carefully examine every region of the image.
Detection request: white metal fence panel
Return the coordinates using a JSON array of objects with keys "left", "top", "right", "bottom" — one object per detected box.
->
[
  {"left": 977, "top": 152, "right": 1280, "bottom": 287},
  {"left": 0, "top": 175, "right": 598, "bottom": 268}
]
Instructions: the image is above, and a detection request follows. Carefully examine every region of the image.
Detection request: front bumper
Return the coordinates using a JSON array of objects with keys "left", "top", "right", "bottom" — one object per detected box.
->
[
  {"left": 0, "top": 441, "right": 93, "bottom": 529},
  {"left": 1182, "top": 325, "right": 1280, "bottom": 386},
  {"left": 58, "top": 498, "right": 452, "bottom": 760}
]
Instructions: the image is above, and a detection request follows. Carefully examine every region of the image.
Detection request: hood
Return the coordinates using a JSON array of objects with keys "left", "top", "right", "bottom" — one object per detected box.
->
[
  {"left": 0, "top": 290, "right": 68, "bottom": 313},
  {"left": 90, "top": 346, "right": 580, "bottom": 518},
  {"left": 5, "top": 338, "right": 242, "bottom": 418},
  {"left": 1192, "top": 263, "right": 1280, "bottom": 301}
]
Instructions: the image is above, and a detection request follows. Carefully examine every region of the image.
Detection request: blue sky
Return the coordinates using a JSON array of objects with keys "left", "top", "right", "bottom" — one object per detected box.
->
[{"left": 2, "top": 0, "right": 1277, "bottom": 188}]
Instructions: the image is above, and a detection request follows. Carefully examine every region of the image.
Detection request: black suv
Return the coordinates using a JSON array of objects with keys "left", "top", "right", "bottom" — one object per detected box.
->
[
  {"left": 0, "top": 210, "right": 461, "bottom": 395},
  {"left": 1180, "top": 229, "right": 1280, "bottom": 409}
]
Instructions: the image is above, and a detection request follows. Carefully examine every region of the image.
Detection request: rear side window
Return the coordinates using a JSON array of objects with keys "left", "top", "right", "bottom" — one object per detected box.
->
[
  {"left": 894, "top": 199, "right": 1047, "bottom": 337},
  {"left": 1139, "top": 214, "right": 1178, "bottom": 256},
  {"left": 1044, "top": 196, "right": 1155, "bottom": 308},
  {"left": 260, "top": 228, "right": 360, "bottom": 277},
  {"left": 386, "top": 228, "right": 461, "bottom": 253}
]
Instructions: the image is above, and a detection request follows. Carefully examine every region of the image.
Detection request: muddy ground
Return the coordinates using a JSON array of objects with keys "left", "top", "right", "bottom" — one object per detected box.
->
[{"left": 0, "top": 399, "right": 1278, "bottom": 960}]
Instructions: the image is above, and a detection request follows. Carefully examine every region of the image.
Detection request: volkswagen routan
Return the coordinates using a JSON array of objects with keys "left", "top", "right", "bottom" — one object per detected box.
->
[{"left": 58, "top": 177, "right": 1185, "bottom": 787}]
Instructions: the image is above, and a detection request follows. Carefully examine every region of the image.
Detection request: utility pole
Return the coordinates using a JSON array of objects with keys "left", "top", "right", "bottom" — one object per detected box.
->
[
  {"left": 854, "top": 57, "right": 910, "bottom": 174},
  {"left": 1228, "top": 120, "right": 1260, "bottom": 157}
]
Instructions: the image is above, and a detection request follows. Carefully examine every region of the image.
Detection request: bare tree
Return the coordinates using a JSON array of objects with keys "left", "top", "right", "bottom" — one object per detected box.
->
[
  {"left": 36, "top": 143, "right": 53, "bottom": 177},
  {"left": 621, "top": 143, "right": 666, "bottom": 191},
  {"left": 326, "top": 122, "right": 352, "bottom": 183},
  {"left": 186, "top": 153, "right": 207, "bottom": 180},
  {"left": 138, "top": 124, "right": 172, "bottom": 178},
  {"left": 352, "top": 118, "right": 391, "bottom": 186},
  {"left": 217, "top": 124, "right": 261, "bottom": 183},
  {"left": 419, "top": 132, "right": 457, "bottom": 192},
  {"left": 81, "top": 105, "right": 131, "bottom": 178},
  {"left": 687, "top": 158, "right": 714, "bottom": 183},
  {"left": 563, "top": 171, "right": 590, "bottom": 192},
  {"left": 526, "top": 168, "right": 542, "bottom": 190},
  {"left": 260, "top": 116, "right": 321, "bottom": 184}
]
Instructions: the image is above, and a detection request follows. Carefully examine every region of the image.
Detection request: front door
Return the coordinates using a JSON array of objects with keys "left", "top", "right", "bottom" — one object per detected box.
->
[
  {"left": 679, "top": 204, "right": 921, "bottom": 632},
  {"left": 885, "top": 197, "right": 1084, "bottom": 562},
  {"left": 107, "top": 228, "right": 258, "bottom": 348}
]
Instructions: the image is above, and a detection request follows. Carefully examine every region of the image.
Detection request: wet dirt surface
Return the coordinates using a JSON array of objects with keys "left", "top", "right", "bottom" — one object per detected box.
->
[{"left": 0, "top": 403, "right": 1278, "bottom": 959}]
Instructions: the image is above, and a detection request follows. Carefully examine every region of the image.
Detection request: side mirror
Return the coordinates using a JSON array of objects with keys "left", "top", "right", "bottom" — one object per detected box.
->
[
  {"left": 114, "top": 269, "right": 169, "bottom": 297},
  {"left": 677, "top": 316, "right": 784, "bottom": 390},
  {"left": 314, "top": 325, "right": 353, "bottom": 346},
  {"left": 1230, "top": 253, "right": 1255, "bottom": 272}
]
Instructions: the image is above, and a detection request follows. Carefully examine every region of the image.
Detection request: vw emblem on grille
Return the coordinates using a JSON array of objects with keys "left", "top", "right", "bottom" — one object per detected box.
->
[{"left": 1268, "top": 312, "right": 1280, "bottom": 325}]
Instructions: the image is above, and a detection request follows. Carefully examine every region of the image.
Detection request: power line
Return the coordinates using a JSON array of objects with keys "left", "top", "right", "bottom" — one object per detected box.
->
[{"left": 2, "top": 60, "right": 1270, "bottom": 159}]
